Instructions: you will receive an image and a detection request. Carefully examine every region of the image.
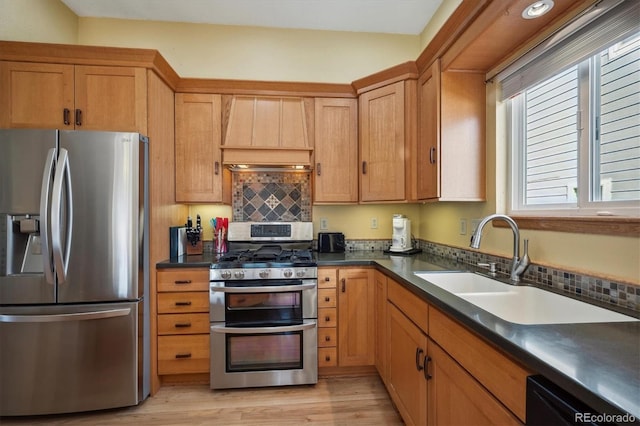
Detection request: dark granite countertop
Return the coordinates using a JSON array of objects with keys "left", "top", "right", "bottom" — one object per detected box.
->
[{"left": 157, "top": 251, "right": 640, "bottom": 419}]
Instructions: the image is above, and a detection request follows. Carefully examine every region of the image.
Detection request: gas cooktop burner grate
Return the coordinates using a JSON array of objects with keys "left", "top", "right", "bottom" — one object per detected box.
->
[{"left": 218, "top": 246, "right": 314, "bottom": 264}]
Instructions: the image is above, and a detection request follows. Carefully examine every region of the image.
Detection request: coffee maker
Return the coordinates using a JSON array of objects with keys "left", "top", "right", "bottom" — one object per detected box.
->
[{"left": 390, "top": 214, "right": 412, "bottom": 252}]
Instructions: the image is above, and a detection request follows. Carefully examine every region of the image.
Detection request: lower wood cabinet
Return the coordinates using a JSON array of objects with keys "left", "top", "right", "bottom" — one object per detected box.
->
[
  {"left": 387, "top": 303, "right": 429, "bottom": 426},
  {"left": 384, "top": 277, "right": 530, "bottom": 426},
  {"left": 317, "top": 267, "right": 375, "bottom": 370},
  {"left": 338, "top": 268, "right": 375, "bottom": 367},
  {"left": 156, "top": 268, "right": 210, "bottom": 376}
]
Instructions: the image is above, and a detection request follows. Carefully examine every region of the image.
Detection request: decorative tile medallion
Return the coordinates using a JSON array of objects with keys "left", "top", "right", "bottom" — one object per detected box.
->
[{"left": 232, "top": 171, "right": 311, "bottom": 222}]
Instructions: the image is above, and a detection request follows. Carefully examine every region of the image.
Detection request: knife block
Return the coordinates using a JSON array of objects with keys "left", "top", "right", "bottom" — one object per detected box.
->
[{"left": 186, "top": 231, "right": 203, "bottom": 255}]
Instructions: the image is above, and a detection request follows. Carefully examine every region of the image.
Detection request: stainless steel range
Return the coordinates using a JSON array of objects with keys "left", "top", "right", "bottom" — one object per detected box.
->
[{"left": 209, "top": 222, "right": 317, "bottom": 389}]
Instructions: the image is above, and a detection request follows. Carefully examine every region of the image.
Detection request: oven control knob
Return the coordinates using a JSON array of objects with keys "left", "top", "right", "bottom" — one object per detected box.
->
[
  {"left": 283, "top": 269, "right": 293, "bottom": 278},
  {"left": 296, "top": 269, "right": 306, "bottom": 278},
  {"left": 220, "top": 270, "right": 232, "bottom": 280},
  {"left": 234, "top": 270, "right": 245, "bottom": 279},
  {"left": 259, "top": 270, "right": 270, "bottom": 279}
]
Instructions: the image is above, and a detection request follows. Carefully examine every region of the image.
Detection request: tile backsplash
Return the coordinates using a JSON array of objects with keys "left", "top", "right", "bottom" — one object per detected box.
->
[
  {"left": 232, "top": 171, "right": 311, "bottom": 222},
  {"left": 339, "top": 238, "right": 639, "bottom": 312}
]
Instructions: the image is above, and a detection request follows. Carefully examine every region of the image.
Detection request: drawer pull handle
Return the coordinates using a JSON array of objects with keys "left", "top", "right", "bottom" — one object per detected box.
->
[
  {"left": 174, "top": 322, "right": 192, "bottom": 328},
  {"left": 325, "top": 336, "right": 331, "bottom": 342},
  {"left": 174, "top": 280, "right": 192, "bottom": 284},
  {"left": 63, "top": 108, "right": 70, "bottom": 125},
  {"left": 324, "top": 297, "right": 330, "bottom": 302},
  {"left": 325, "top": 316, "right": 330, "bottom": 322},
  {"left": 175, "top": 353, "right": 192, "bottom": 359},
  {"left": 175, "top": 301, "right": 192, "bottom": 306},
  {"left": 341, "top": 278, "right": 346, "bottom": 293}
]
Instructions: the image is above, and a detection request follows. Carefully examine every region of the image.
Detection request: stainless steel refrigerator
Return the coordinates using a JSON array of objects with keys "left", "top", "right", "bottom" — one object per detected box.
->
[{"left": 0, "top": 129, "right": 150, "bottom": 416}]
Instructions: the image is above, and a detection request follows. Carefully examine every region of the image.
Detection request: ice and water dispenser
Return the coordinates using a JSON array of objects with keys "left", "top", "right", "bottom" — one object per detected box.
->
[{"left": 1, "top": 214, "right": 43, "bottom": 276}]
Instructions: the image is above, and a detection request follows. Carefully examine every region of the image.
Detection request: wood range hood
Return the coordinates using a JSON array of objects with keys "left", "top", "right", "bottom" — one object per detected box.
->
[{"left": 221, "top": 95, "right": 314, "bottom": 168}]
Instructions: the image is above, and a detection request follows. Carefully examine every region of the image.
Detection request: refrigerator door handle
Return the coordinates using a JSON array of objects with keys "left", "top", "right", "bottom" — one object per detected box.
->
[
  {"left": 51, "top": 148, "right": 73, "bottom": 284},
  {"left": 39, "top": 148, "right": 57, "bottom": 285},
  {"left": 0, "top": 308, "right": 131, "bottom": 323}
]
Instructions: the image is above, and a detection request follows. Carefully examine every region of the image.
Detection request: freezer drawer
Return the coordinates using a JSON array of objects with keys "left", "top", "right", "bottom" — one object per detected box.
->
[{"left": 0, "top": 301, "right": 146, "bottom": 416}]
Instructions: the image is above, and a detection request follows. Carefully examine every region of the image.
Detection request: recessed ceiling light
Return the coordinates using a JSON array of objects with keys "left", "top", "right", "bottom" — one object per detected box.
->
[{"left": 522, "top": 0, "right": 554, "bottom": 19}]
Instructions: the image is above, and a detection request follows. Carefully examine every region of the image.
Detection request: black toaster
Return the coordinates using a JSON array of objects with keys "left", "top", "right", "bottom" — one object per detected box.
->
[{"left": 318, "top": 232, "right": 345, "bottom": 253}]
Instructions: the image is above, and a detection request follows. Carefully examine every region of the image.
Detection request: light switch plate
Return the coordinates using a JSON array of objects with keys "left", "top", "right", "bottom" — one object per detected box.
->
[{"left": 320, "top": 218, "right": 329, "bottom": 230}]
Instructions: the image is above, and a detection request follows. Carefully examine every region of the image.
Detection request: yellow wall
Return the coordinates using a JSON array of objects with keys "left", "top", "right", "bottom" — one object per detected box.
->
[
  {"left": 0, "top": 0, "right": 78, "bottom": 43},
  {"left": 77, "top": 18, "right": 420, "bottom": 83}
]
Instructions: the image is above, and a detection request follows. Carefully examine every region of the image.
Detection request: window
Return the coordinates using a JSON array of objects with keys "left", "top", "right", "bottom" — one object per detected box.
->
[{"left": 501, "top": 1, "right": 640, "bottom": 217}]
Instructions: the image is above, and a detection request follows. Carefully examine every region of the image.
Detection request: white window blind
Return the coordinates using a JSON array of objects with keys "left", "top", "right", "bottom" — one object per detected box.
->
[{"left": 499, "top": 0, "right": 639, "bottom": 101}]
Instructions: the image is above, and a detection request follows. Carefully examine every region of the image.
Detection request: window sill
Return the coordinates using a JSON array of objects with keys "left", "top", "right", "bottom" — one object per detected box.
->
[{"left": 493, "top": 216, "right": 640, "bottom": 237}]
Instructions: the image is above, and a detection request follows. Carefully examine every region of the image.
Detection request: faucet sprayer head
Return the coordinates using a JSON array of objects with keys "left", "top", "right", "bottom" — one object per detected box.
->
[{"left": 470, "top": 232, "right": 482, "bottom": 249}]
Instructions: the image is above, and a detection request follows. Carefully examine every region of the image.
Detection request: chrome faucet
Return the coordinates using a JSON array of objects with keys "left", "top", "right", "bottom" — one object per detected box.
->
[{"left": 470, "top": 214, "right": 530, "bottom": 282}]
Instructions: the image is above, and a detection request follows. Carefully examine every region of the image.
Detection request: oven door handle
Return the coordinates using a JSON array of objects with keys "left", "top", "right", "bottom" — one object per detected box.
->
[
  {"left": 210, "top": 321, "right": 316, "bottom": 334},
  {"left": 210, "top": 283, "right": 316, "bottom": 293}
]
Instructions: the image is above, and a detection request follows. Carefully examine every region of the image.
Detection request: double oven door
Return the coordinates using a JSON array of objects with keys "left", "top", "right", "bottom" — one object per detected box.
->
[{"left": 209, "top": 277, "right": 318, "bottom": 389}]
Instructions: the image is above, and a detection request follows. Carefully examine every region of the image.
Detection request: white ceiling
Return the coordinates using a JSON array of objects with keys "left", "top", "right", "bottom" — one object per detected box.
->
[{"left": 60, "top": 0, "right": 444, "bottom": 35}]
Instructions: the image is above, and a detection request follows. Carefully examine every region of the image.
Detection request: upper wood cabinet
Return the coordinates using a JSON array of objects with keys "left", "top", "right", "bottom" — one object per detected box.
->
[
  {"left": 359, "top": 80, "right": 417, "bottom": 202},
  {"left": 416, "top": 59, "right": 486, "bottom": 201},
  {"left": 221, "top": 95, "right": 314, "bottom": 166},
  {"left": 175, "top": 93, "right": 231, "bottom": 204},
  {"left": 0, "top": 61, "right": 147, "bottom": 132},
  {"left": 313, "top": 98, "right": 358, "bottom": 204}
]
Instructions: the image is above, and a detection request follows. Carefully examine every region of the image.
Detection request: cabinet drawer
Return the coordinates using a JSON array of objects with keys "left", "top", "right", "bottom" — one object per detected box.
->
[
  {"left": 157, "top": 268, "right": 209, "bottom": 292},
  {"left": 318, "top": 288, "right": 337, "bottom": 308},
  {"left": 388, "top": 279, "right": 429, "bottom": 334},
  {"left": 318, "top": 308, "right": 337, "bottom": 327},
  {"left": 429, "top": 307, "right": 532, "bottom": 422},
  {"left": 318, "top": 327, "right": 337, "bottom": 348},
  {"left": 318, "top": 347, "right": 337, "bottom": 367},
  {"left": 158, "top": 292, "right": 209, "bottom": 314},
  {"left": 158, "top": 334, "right": 209, "bottom": 375},
  {"left": 318, "top": 268, "right": 337, "bottom": 288},
  {"left": 158, "top": 313, "right": 210, "bottom": 335}
]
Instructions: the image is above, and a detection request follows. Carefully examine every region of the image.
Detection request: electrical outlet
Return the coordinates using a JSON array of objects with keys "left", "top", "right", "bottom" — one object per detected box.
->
[
  {"left": 370, "top": 217, "right": 378, "bottom": 229},
  {"left": 471, "top": 218, "right": 481, "bottom": 234},
  {"left": 320, "top": 218, "right": 329, "bottom": 230},
  {"left": 459, "top": 218, "right": 467, "bottom": 235}
]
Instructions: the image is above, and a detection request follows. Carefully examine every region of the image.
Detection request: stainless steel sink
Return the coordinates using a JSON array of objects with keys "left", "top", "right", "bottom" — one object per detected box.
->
[{"left": 414, "top": 271, "right": 638, "bottom": 325}]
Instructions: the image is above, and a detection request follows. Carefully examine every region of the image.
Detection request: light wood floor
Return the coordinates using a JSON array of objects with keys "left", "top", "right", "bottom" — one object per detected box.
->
[{"left": 0, "top": 376, "right": 403, "bottom": 425}]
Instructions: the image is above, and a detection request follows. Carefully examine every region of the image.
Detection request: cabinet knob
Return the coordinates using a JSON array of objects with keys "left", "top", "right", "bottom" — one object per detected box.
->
[
  {"left": 324, "top": 276, "right": 330, "bottom": 282},
  {"left": 325, "top": 316, "right": 331, "bottom": 322},
  {"left": 325, "top": 335, "right": 331, "bottom": 342},
  {"left": 324, "top": 296, "right": 330, "bottom": 302},
  {"left": 325, "top": 355, "right": 331, "bottom": 361}
]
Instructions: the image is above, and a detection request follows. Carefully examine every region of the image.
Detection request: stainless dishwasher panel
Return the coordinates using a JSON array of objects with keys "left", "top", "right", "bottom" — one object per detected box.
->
[{"left": 0, "top": 301, "right": 142, "bottom": 416}]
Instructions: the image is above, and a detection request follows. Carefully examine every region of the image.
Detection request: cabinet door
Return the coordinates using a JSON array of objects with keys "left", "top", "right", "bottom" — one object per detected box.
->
[
  {"left": 417, "top": 60, "right": 440, "bottom": 200},
  {"left": 387, "top": 303, "right": 428, "bottom": 426},
  {"left": 313, "top": 98, "right": 358, "bottom": 203},
  {"left": 74, "top": 65, "right": 147, "bottom": 132},
  {"left": 338, "top": 268, "right": 374, "bottom": 366},
  {"left": 428, "top": 341, "right": 520, "bottom": 425},
  {"left": 359, "top": 81, "right": 405, "bottom": 201},
  {"left": 374, "top": 271, "right": 388, "bottom": 383},
  {"left": 175, "top": 93, "right": 229, "bottom": 203},
  {"left": 0, "top": 61, "right": 74, "bottom": 129}
]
